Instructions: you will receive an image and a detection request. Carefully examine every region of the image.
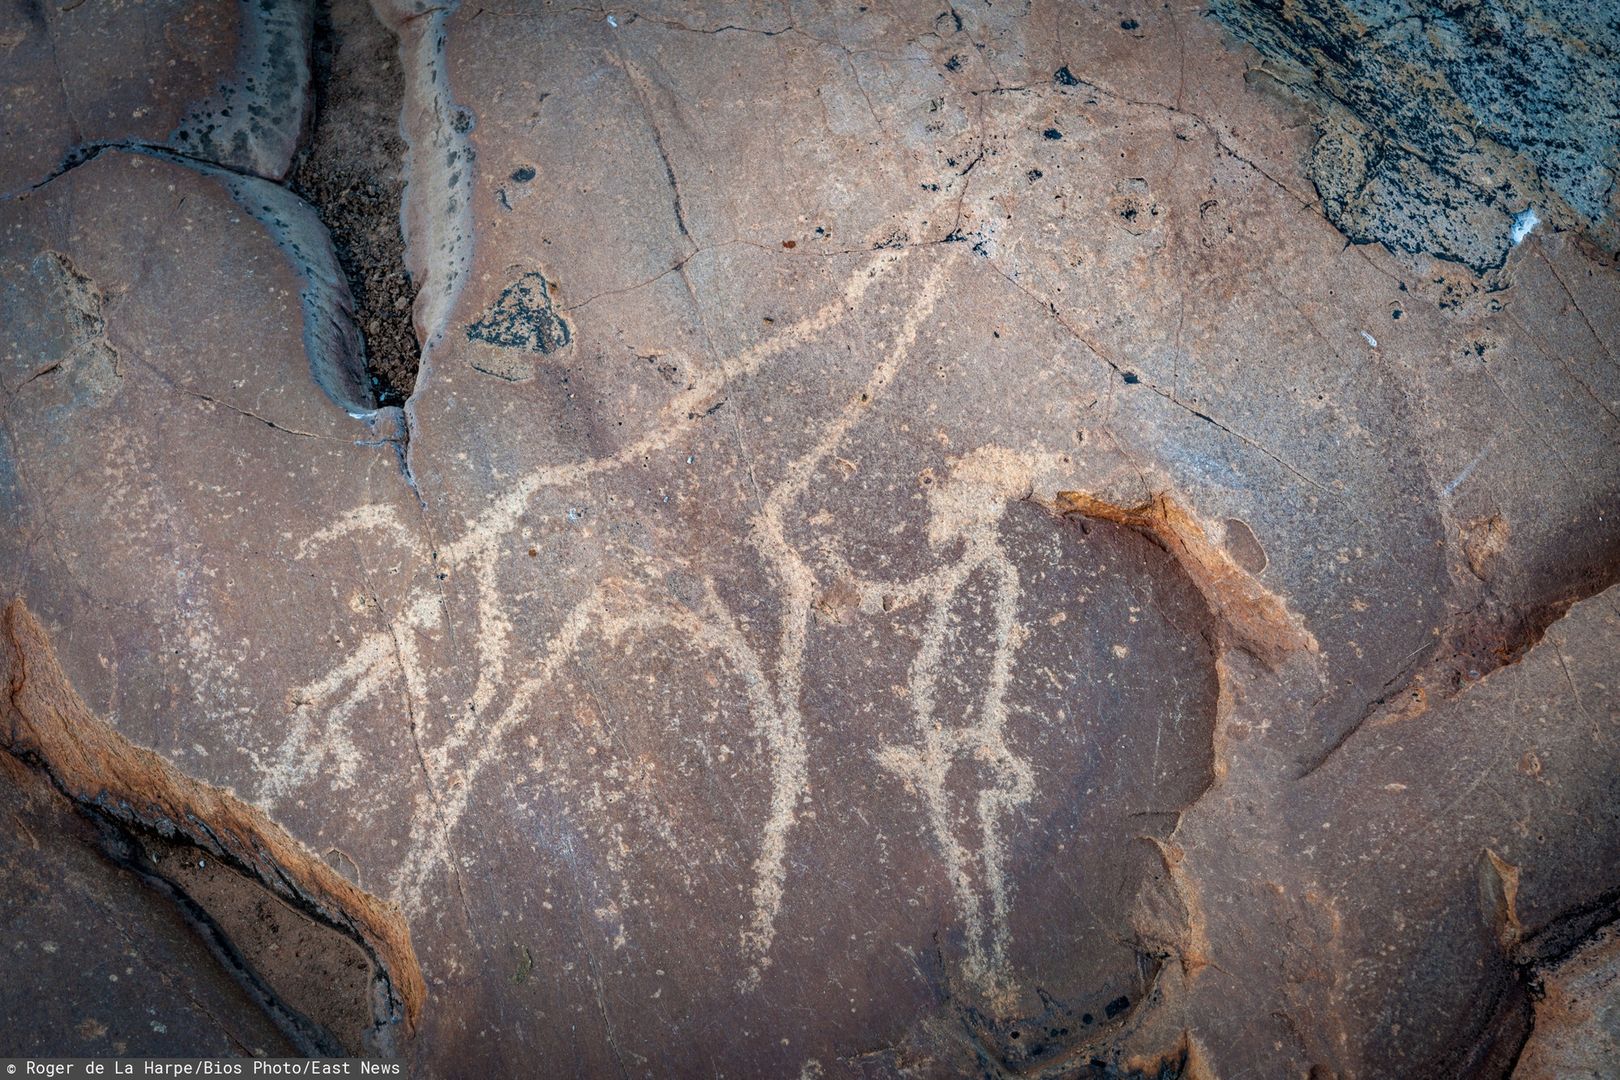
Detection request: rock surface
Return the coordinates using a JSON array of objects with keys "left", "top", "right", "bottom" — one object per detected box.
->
[{"left": 1, "top": 0, "right": 1617, "bottom": 1075}]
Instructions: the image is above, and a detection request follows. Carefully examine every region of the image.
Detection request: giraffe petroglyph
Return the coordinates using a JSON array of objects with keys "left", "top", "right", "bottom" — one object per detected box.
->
[{"left": 280, "top": 248, "right": 1072, "bottom": 999}]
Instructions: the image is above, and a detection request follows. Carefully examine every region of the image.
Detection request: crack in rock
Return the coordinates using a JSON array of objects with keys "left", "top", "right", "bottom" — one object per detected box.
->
[
  {"left": 291, "top": 0, "right": 423, "bottom": 408},
  {"left": 1, "top": 598, "right": 426, "bottom": 1052}
]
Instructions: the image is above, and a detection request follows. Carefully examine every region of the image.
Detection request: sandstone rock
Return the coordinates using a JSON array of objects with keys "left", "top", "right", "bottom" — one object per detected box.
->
[{"left": 1, "top": 0, "right": 1617, "bottom": 1075}]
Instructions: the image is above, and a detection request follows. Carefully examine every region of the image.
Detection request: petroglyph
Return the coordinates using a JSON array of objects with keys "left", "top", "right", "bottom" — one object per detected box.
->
[
  {"left": 732, "top": 257, "right": 956, "bottom": 988},
  {"left": 283, "top": 253, "right": 1009, "bottom": 980},
  {"left": 278, "top": 249, "right": 1104, "bottom": 998},
  {"left": 271, "top": 197, "right": 1342, "bottom": 1025},
  {"left": 873, "top": 448, "right": 1056, "bottom": 1005},
  {"left": 257, "top": 592, "right": 441, "bottom": 806}
]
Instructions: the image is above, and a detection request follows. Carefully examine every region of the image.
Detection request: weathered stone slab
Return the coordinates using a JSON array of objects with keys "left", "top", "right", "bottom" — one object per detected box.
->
[{"left": 2, "top": 0, "right": 1617, "bottom": 1075}]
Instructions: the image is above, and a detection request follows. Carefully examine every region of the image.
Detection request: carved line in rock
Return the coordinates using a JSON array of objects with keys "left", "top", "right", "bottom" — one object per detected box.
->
[
  {"left": 292, "top": 248, "right": 917, "bottom": 765},
  {"left": 873, "top": 450, "right": 1039, "bottom": 1009},
  {"left": 1, "top": 598, "right": 426, "bottom": 1051},
  {"left": 283, "top": 236, "right": 1312, "bottom": 1015},
  {"left": 291, "top": 250, "right": 959, "bottom": 986},
  {"left": 732, "top": 256, "right": 958, "bottom": 988},
  {"left": 281, "top": 228, "right": 1315, "bottom": 1016}
]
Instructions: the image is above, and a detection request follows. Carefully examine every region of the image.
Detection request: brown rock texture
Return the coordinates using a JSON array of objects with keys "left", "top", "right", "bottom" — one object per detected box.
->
[{"left": 1, "top": 0, "right": 1617, "bottom": 1076}]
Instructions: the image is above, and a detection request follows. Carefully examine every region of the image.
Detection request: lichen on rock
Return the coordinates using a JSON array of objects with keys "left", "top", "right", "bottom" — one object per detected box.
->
[{"left": 1213, "top": 0, "right": 1620, "bottom": 271}]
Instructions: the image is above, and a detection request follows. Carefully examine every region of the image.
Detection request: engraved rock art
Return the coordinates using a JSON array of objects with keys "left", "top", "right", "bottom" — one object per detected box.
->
[{"left": 2, "top": 0, "right": 1618, "bottom": 1076}]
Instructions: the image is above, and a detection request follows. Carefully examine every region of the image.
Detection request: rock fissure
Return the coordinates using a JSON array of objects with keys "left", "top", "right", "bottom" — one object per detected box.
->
[
  {"left": 1, "top": 599, "right": 426, "bottom": 1052},
  {"left": 5, "top": 1, "right": 426, "bottom": 432},
  {"left": 290, "top": 0, "right": 423, "bottom": 409}
]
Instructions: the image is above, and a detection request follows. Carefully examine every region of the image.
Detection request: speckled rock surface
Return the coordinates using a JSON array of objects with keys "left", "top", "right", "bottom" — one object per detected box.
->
[
  {"left": 1211, "top": 0, "right": 1620, "bottom": 274},
  {"left": 2, "top": 0, "right": 1618, "bottom": 1076}
]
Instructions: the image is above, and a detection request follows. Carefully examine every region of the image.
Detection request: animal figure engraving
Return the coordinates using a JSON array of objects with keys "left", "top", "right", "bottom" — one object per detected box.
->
[{"left": 283, "top": 251, "right": 1086, "bottom": 998}]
